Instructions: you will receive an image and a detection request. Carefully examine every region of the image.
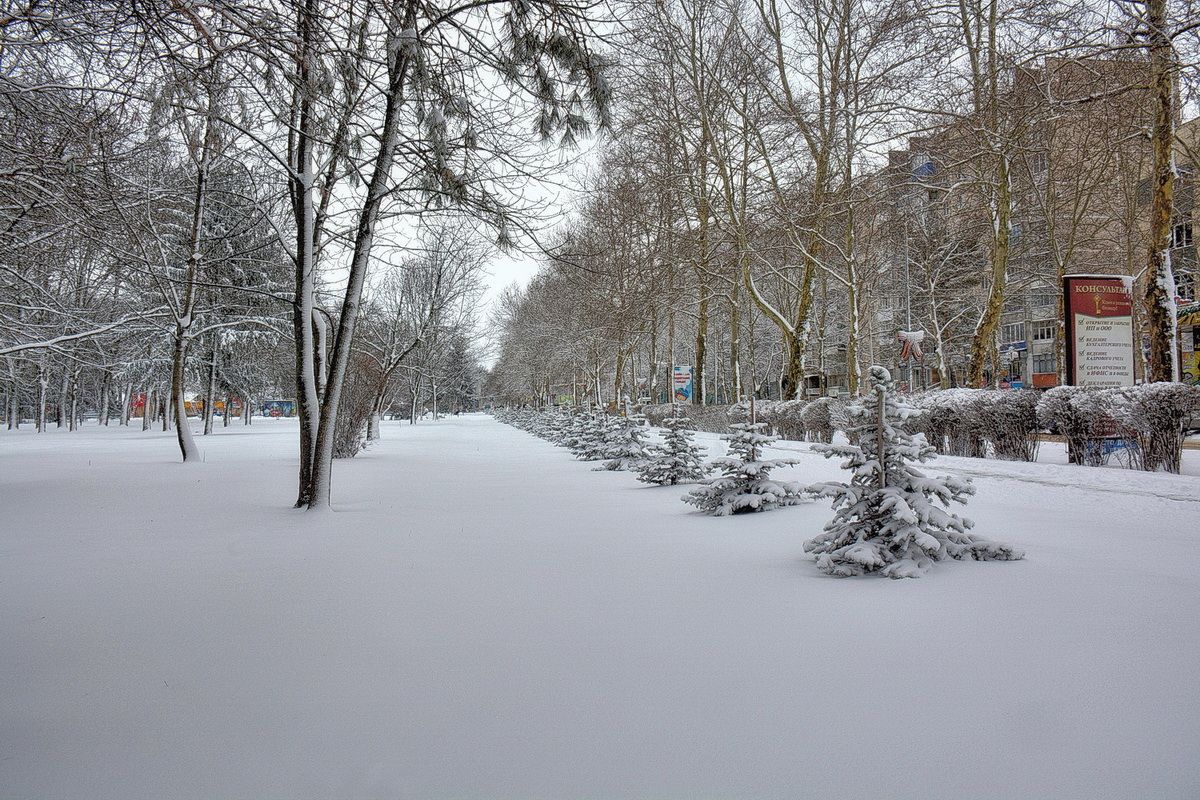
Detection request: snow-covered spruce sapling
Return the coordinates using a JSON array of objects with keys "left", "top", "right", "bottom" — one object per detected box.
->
[
  {"left": 804, "top": 366, "right": 1024, "bottom": 578},
  {"left": 683, "top": 422, "right": 805, "bottom": 515},
  {"left": 637, "top": 414, "right": 708, "bottom": 485},
  {"left": 560, "top": 411, "right": 590, "bottom": 453},
  {"left": 598, "top": 413, "right": 649, "bottom": 471},
  {"left": 544, "top": 410, "right": 574, "bottom": 446},
  {"left": 572, "top": 412, "right": 611, "bottom": 461}
]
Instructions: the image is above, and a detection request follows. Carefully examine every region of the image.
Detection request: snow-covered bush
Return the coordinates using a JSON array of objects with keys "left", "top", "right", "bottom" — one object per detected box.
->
[
  {"left": 1036, "top": 386, "right": 1094, "bottom": 465},
  {"left": 767, "top": 399, "right": 807, "bottom": 441},
  {"left": 527, "top": 410, "right": 554, "bottom": 440},
  {"left": 1115, "top": 383, "right": 1200, "bottom": 473},
  {"left": 642, "top": 402, "right": 732, "bottom": 433},
  {"left": 641, "top": 403, "right": 675, "bottom": 427},
  {"left": 683, "top": 423, "right": 806, "bottom": 515},
  {"left": 688, "top": 404, "right": 735, "bottom": 434},
  {"left": 1135, "top": 383, "right": 1200, "bottom": 473},
  {"left": 804, "top": 366, "right": 1024, "bottom": 578},
  {"left": 975, "top": 389, "right": 1041, "bottom": 461},
  {"left": 917, "top": 389, "right": 986, "bottom": 457},
  {"left": 727, "top": 399, "right": 777, "bottom": 429},
  {"left": 638, "top": 415, "right": 709, "bottom": 485},
  {"left": 903, "top": 391, "right": 943, "bottom": 452},
  {"left": 598, "top": 413, "right": 650, "bottom": 471},
  {"left": 800, "top": 397, "right": 840, "bottom": 443}
]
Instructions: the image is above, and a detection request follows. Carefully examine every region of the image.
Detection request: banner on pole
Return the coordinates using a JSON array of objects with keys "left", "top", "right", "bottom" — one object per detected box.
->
[
  {"left": 1063, "top": 274, "right": 1135, "bottom": 387},
  {"left": 898, "top": 330, "right": 925, "bottom": 362},
  {"left": 672, "top": 365, "right": 694, "bottom": 403}
]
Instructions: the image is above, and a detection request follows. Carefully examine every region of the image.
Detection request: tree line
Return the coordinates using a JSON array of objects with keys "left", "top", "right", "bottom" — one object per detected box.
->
[
  {"left": 1, "top": 0, "right": 612, "bottom": 507},
  {"left": 487, "top": 0, "right": 1200, "bottom": 407}
]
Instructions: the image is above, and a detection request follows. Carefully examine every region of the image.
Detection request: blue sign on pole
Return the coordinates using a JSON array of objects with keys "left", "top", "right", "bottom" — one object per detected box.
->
[{"left": 672, "top": 366, "right": 693, "bottom": 403}]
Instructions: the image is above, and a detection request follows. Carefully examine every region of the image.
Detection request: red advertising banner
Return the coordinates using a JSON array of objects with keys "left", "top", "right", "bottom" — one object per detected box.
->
[{"left": 1063, "top": 275, "right": 1135, "bottom": 387}]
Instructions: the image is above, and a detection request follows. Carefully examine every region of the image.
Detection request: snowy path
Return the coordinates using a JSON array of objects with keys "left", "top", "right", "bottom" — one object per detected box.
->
[{"left": 2, "top": 415, "right": 1199, "bottom": 799}]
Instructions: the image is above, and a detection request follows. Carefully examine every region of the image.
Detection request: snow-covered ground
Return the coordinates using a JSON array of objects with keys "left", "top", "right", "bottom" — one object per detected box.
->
[{"left": 2, "top": 415, "right": 1198, "bottom": 799}]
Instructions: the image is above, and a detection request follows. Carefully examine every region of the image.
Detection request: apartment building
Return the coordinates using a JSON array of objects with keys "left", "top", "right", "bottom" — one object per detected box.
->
[{"left": 874, "top": 55, "right": 1161, "bottom": 388}]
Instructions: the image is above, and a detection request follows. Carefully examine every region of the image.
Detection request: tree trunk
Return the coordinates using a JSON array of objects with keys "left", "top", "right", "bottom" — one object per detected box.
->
[
  {"left": 613, "top": 348, "right": 625, "bottom": 409},
  {"left": 694, "top": 288, "right": 708, "bottom": 405},
  {"left": 57, "top": 368, "right": 68, "bottom": 428},
  {"left": 290, "top": 0, "right": 323, "bottom": 507},
  {"left": 99, "top": 371, "right": 111, "bottom": 426},
  {"left": 203, "top": 341, "right": 219, "bottom": 436},
  {"left": 967, "top": 154, "right": 1012, "bottom": 387},
  {"left": 729, "top": 289, "right": 741, "bottom": 401},
  {"left": 1143, "top": 0, "right": 1178, "bottom": 383},
  {"left": 142, "top": 388, "right": 153, "bottom": 431},
  {"left": 67, "top": 369, "right": 79, "bottom": 431},
  {"left": 304, "top": 0, "right": 418, "bottom": 509},
  {"left": 36, "top": 364, "right": 47, "bottom": 432},
  {"left": 366, "top": 391, "right": 385, "bottom": 441},
  {"left": 120, "top": 383, "right": 132, "bottom": 426}
]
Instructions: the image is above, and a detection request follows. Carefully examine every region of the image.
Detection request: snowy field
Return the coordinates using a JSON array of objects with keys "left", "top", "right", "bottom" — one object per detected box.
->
[{"left": 2, "top": 414, "right": 1199, "bottom": 800}]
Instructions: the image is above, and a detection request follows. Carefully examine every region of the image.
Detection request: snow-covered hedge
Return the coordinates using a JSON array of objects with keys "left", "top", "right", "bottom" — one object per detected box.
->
[
  {"left": 766, "top": 399, "right": 807, "bottom": 441},
  {"left": 1124, "top": 383, "right": 1200, "bottom": 473},
  {"left": 1037, "top": 383, "right": 1200, "bottom": 473},
  {"left": 907, "top": 389, "right": 1039, "bottom": 461},
  {"left": 727, "top": 399, "right": 777, "bottom": 427},
  {"left": 640, "top": 403, "right": 675, "bottom": 427},
  {"left": 505, "top": 381, "right": 1199, "bottom": 473},
  {"left": 642, "top": 402, "right": 732, "bottom": 433},
  {"left": 910, "top": 389, "right": 986, "bottom": 458},
  {"left": 800, "top": 397, "right": 842, "bottom": 443},
  {"left": 975, "top": 389, "right": 1042, "bottom": 461}
]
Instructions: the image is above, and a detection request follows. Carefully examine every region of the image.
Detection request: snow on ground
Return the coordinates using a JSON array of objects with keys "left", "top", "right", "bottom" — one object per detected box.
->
[{"left": 2, "top": 415, "right": 1199, "bottom": 800}]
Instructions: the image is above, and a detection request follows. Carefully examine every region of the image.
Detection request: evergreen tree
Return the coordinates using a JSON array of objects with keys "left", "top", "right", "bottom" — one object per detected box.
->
[
  {"left": 805, "top": 366, "right": 1024, "bottom": 578},
  {"left": 561, "top": 410, "right": 590, "bottom": 454},
  {"left": 572, "top": 411, "right": 611, "bottom": 461},
  {"left": 598, "top": 413, "right": 649, "bottom": 471},
  {"left": 683, "top": 423, "right": 805, "bottom": 515},
  {"left": 544, "top": 409, "right": 574, "bottom": 446},
  {"left": 638, "top": 415, "right": 708, "bottom": 485}
]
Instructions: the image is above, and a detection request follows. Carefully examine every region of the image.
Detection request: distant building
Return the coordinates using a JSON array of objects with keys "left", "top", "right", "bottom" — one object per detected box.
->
[{"left": 872, "top": 56, "right": 1163, "bottom": 388}]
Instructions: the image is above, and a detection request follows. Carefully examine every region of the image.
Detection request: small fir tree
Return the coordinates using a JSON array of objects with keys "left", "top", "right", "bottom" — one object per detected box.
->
[
  {"left": 572, "top": 411, "right": 611, "bottom": 461},
  {"left": 683, "top": 422, "right": 805, "bottom": 515},
  {"left": 804, "top": 366, "right": 1024, "bottom": 578},
  {"left": 598, "top": 412, "right": 649, "bottom": 471},
  {"left": 560, "top": 411, "right": 590, "bottom": 454},
  {"left": 637, "top": 414, "right": 708, "bottom": 485},
  {"left": 542, "top": 409, "right": 573, "bottom": 445}
]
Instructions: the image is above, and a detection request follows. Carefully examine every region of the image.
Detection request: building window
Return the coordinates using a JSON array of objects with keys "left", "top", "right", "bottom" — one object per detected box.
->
[
  {"left": 1033, "top": 352, "right": 1056, "bottom": 374},
  {"left": 1171, "top": 223, "right": 1193, "bottom": 249},
  {"left": 1001, "top": 322, "right": 1026, "bottom": 344},
  {"left": 1031, "top": 293, "right": 1055, "bottom": 308},
  {"left": 1032, "top": 321, "right": 1055, "bottom": 342},
  {"left": 1028, "top": 152, "right": 1048, "bottom": 176}
]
